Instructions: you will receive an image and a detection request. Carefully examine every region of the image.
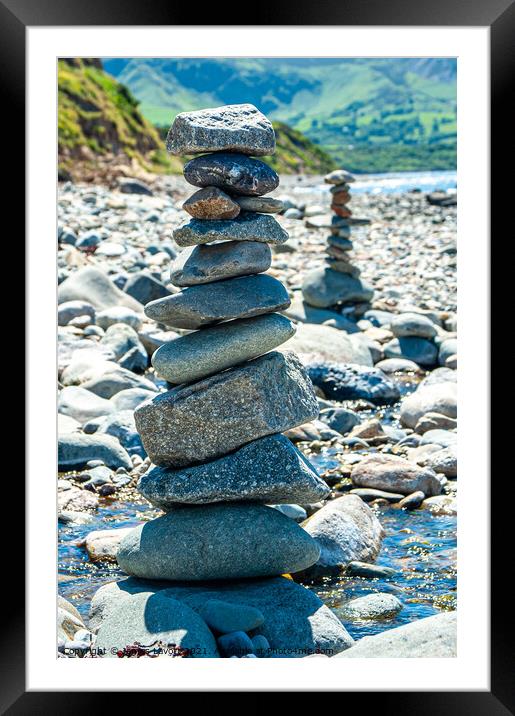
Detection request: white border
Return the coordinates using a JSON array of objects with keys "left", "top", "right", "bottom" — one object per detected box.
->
[{"left": 27, "top": 26, "right": 489, "bottom": 691}]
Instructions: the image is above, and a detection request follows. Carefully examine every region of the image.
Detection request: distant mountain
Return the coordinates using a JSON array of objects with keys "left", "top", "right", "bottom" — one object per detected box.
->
[{"left": 103, "top": 57, "right": 457, "bottom": 173}]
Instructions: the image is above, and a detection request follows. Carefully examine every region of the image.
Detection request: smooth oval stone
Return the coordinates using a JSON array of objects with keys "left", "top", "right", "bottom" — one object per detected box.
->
[
  {"left": 166, "top": 104, "right": 275, "bottom": 156},
  {"left": 340, "top": 593, "right": 402, "bottom": 621},
  {"left": 96, "top": 592, "right": 218, "bottom": 658},
  {"left": 390, "top": 312, "right": 437, "bottom": 339},
  {"left": 173, "top": 212, "right": 288, "bottom": 247},
  {"left": 58, "top": 432, "right": 132, "bottom": 471},
  {"left": 336, "top": 612, "right": 456, "bottom": 658},
  {"left": 134, "top": 351, "right": 319, "bottom": 468},
  {"left": 183, "top": 153, "right": 279, "bottom": 196},
  {"left": 152, "top": 313, "right": 295, "bottom": 384},
  {"left": 324, "top": 169, "right": 355, "bottom": 184},
  {"left": 137, "top": 434, "right": 329, "bottom": 508},
  {"left": 183, "top": 187, "right": 240, "bottom": 220},
  {"left": 302, "top": 268, "right": 374, "bottom": 309},
  {"left": 302, "top": 495, "right": 384, "bottom": 577},
  {"left": 351, "top": 454, "right": 443, "bottom": 496},
  {"left": 199, "top": 600, "right": 264, "bottom": 634},
  {"left": 307, "top": 362, "right": 400, "bottom": 405},
  {"left": 383, "top": 336, "right": 438, "bottom": 367},
  {"left": 234, "top": 196, "right": 284, "bottom": 213},
  {"left": 144, "top": 274, "right": 290, "bottom": 330},
  {"left": 117, "top": 504, "right": 321, "bottom": 580},
  {"left": 170, "top": 241, "right": 272, "bottom": 287}
]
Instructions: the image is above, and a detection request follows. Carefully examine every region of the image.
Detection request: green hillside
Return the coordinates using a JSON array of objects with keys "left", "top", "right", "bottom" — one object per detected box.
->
[
  {"left": 104, "top": 58, "right": 457, "bottom": 173},
  {"left": 58, "top": 58, "right": 180, "bottom": 181}
]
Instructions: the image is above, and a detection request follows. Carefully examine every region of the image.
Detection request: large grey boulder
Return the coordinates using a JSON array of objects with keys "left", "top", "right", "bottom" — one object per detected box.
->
[
  {"left": 302, "top": 495, "right": 384, "bottom": 576},
  {"left": 170, "top": 241, "right": 272, "bottom": 287},
  {"left": 302, "top": 267, "right": 374, "bottom": 308},
  {"left": 145, "top": 274, "right": 290, "bottom": 330},
  {"left": 351, "top": 454, "right": 443, "bottom": 496},
  {"left": 183, "top": 153, "right": 279, "bottom": 196},
  {"left": 167, "top": 104, "right": 275, "bottom": 156},
  {"left": 90, "top": 576, "right": 354, "bottom": 657},
  {"left": 336, "top": 611, "right": 456, "bottom": 658},
  {"left": 57, "top": 267, "right": 143, "bottom": 311},
  {"left": 96, "top": 592, "right": 218, "bottom": 658},
  {"left": 117, "top": 504, "right": 321, "bottom": 581},
  {"left": 152, "top": 314, "right": 296, "bottom": 384},
  {"left": 58, "top": 433, "right": 132, "bottom": 471},
  {"left": 134, "top": 351, "right": 318, "bottom": 468},
  {"left": 173, "top": 213, "right": 288, "bottom": 248},
  {"left": 281, "top": 323, "right": 372, "bottom": 367},
  {"left": 400, "top": 382, "right": 457, "bottom": 428},
  {"left": 138, "top": 434, "right": 329, "bottom": 508}
]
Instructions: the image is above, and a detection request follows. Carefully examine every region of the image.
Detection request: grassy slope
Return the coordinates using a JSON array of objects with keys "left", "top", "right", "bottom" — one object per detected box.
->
[
  {"left": 106, "top": 58, "right": 456, "bottom": 172},
  {"left": 58, "top": 58, "right": 180, "bottom": 179}
]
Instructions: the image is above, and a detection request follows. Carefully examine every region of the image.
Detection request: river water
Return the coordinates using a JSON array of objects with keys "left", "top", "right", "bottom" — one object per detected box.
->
[
  {"left": 58, "top": 374, "right": 457, "bottom": 642},
  {"left": 280, "top": 169, "right": 457, "bottom": 201}
]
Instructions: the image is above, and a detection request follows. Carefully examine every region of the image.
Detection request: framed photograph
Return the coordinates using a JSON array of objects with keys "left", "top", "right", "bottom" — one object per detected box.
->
[{"left": 3, "top": 0, "right": 504, "bottom": 706}]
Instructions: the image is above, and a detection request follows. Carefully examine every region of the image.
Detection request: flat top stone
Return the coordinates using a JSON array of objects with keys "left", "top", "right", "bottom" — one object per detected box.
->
[
  {"left": 144, "top": 274, "right": 291, "bottom": 330},
  {"left": 134, "top": 350, "right": 319, "bottom": 468},
  {"left": 117, "top": 503, "right": 321, "bottom": 581},
  {"left": 137, "top": 434, "right": 329, "bottom": 508},
  {"left": 324, "top": 169, "right": 355, "bottom": 184},
  {"left": 151, "top": 313, "right": 296, "bottom": 384},
  {"left": 183, "top": 153, "right": 279, "bottom": 196},
  {"left": 170, "top": 240, "right": 272, "bottom": 287},
  {"left": 173, "top": 212, "right": 288, "bottom": 248},
  {"left": 167, "top": 104, "right": 275, "bottom": 156}
]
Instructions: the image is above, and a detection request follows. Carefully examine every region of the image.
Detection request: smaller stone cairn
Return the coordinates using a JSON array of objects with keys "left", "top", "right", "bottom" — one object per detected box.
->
[
  {"left": 301, "top": 168, "right": 374, "bottom": 317},
  {"left": 108, "top": 104, "right": 345, "bottom": 657}
]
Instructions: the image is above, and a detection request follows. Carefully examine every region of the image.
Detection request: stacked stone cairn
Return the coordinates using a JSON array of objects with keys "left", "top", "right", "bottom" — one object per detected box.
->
[
  {"left": 301, "top": 168, "right": 374, "bottom": 317},
  {"left": 104, "top": 105, "right": 350, "bottom": 658}
]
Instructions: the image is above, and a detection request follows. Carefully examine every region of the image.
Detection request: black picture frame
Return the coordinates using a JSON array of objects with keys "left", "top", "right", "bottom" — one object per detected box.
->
[{"left": 3, "top": 0, "right": 505, "bottom": 709}]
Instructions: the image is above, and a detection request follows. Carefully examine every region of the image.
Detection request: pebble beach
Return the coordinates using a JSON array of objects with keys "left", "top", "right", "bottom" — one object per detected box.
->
[{"left": 57, "top": 117, "right": 457, "bottom": 659}]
